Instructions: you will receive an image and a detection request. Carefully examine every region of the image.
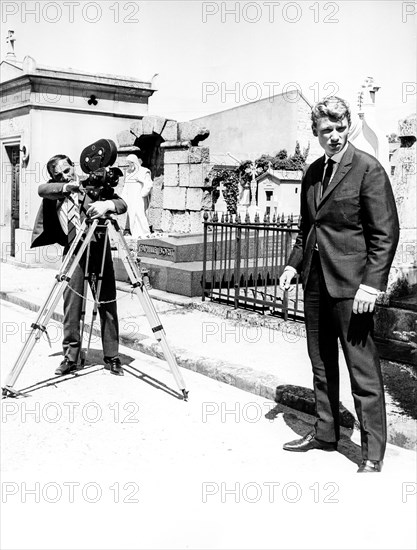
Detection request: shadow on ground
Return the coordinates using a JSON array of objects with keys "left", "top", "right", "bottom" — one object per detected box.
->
[
  {"left": 5, "top": 348, "right": 184, "bottom": 401},
  {"left": 266, "top": 402, "right": 362, "bottom": 466}
]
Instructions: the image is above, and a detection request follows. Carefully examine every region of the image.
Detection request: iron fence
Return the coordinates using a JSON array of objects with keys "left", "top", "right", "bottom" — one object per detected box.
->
[{"left": 202, "top": 211, "right": 304, "bottom": 321}]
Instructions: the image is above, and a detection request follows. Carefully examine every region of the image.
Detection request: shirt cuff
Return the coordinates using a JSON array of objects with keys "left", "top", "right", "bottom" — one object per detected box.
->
[
  {"left": 283, "top": 266, "right": 297, "bottom": 276},
  {"left": 359, "top": 284, "right": 380, "bottom": 295}
]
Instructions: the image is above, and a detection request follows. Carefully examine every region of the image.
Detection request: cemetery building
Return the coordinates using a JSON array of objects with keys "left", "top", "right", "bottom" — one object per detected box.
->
[{"left": 0, "top": 38, "right": 156, "bottom": 266}]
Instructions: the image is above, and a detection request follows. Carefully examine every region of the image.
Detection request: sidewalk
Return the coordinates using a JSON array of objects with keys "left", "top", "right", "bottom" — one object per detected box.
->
[{"left": 1, "top": 260, "right": 416, "bottom": 451}]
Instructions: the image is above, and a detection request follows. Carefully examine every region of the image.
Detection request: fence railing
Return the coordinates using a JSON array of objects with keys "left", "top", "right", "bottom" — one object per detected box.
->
[{"left": 202, "top": 211, "right": 304, "bottom": 321}]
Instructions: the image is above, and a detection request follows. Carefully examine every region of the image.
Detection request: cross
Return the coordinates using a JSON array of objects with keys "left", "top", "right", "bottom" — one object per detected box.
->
[
  {"left": 6, "top": 30, "right": 16, "bottom": 58},
  {"left": 248, "top": 162, "right": 258, "bottom": 180},
  {"left": 247, "top": 162, "right": 258, "bottom": 207}
]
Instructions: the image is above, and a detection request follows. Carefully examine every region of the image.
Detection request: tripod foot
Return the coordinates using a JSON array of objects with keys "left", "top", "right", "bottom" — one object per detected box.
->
[
  {"left": 182, "top": 389, "right": 189, "bottom": 401},
  {"left": 2, "top": 386, "right": 24, "bottom": 399}
]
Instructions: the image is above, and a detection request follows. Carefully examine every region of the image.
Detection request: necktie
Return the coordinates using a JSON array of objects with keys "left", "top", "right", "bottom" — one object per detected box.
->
[
  {"left": 66, "top": 193, "right": 81, "bottom": 244},
  {"left": 321, "top": 158, "right": 335, "bottom": 197}
]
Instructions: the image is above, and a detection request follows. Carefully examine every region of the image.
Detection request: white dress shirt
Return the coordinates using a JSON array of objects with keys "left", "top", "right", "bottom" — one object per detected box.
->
[{"left": 58, "top": 177, "right": 81, "bottom": 235}]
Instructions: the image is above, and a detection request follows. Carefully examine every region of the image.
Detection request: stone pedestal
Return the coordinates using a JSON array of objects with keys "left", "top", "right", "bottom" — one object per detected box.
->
[
  {"left": 115, "top": 115, "right": 218, "bottom": 294},
  {"left": 113, "top": 233, "right": 209, "bottom": 296},
  {"left": 389, "top": 115, "right": 417, "bottom": 291}
]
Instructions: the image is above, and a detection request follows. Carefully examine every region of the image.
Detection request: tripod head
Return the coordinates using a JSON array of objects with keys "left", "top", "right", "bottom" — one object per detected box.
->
[{"left": 80, "top": 139, "right": 123, "bottom": 201}]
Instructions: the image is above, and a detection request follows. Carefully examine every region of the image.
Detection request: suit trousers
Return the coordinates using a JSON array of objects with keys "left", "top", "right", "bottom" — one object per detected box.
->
[
  {"left": 62, "top": 236, "right": 119, "bottom": 362},
  {"left": 304, "top": 251, "right": 387, "bottom": 461}
]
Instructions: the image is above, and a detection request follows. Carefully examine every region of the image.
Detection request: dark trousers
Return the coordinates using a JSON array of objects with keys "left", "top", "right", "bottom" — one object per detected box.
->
[
  {"left": 304, "top": 252, "right": 387, "bottom": 461},
  {"left": 62, "top": 239, "right": 119, "bottom": 362}
]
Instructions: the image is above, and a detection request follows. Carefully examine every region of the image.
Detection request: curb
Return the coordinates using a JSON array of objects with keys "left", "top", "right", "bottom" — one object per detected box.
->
[{"left": 1, "top": 290, "right": 416, "bottom": 451}]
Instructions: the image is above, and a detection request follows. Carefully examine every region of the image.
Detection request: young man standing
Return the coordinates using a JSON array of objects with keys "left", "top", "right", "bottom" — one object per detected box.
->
[{"left": 279, "top": 97, "right": 399, "bottom": 473}]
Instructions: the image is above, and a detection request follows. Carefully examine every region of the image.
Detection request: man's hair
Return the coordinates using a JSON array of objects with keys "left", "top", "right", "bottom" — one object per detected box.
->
[
  {"left": 311, "top": 96, "right": 351, "bottom": 135},
  {"left": 47, "top": 154, "right": 73, "bottom": 179}
]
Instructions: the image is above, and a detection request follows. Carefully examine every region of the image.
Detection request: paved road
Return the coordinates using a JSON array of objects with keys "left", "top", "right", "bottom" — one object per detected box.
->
[{"left": 1, "top": 301, "right": 416, "bottom": 550}]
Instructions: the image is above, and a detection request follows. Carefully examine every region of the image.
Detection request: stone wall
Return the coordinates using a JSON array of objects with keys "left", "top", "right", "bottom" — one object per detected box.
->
[
  {"left": 389, "top": 114, "right": 417, "bottom": 290},
  {"left": 117, "top": 115, "right": 213, "bottom": 235}
]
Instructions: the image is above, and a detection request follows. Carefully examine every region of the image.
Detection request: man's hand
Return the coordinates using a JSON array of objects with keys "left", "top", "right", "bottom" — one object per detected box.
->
[
  {"left": 353, "top": 288, "right": 377, "bottom": 314},
  {"left": 63, "top": 182, "right": 81, "bottom": 193},
  {"left": 279, "top": 267, "right": 296, "bottom": 291},
  {"left": 86, "top": 200, "right": 115, "bottom": 219}
]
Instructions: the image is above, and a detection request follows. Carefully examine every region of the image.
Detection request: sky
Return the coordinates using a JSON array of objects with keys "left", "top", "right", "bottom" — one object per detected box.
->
[{"left": 1, "top": 0, "right": 416, "bottom": 136}]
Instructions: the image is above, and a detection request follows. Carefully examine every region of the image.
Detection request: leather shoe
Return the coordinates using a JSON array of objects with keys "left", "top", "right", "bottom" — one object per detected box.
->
[
  {"left": 55, "top": 358, "right": 78, "bottom": 376},
  {"left": 283, "top": 431, "right": 337, "bottom": 452},
  {"left": 104, "top": 356, "right": 124, "bottom": 376},
  {"left": 357, "top": 459, "right": 383, "bottom": 473}
]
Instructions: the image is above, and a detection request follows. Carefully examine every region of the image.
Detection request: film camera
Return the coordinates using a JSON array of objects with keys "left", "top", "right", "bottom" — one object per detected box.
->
[{"left": 79, "top": 139, "right": 123, "bottom": 201}]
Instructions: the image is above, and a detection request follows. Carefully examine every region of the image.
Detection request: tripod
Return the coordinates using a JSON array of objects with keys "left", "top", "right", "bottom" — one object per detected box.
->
[{"left": 2, "top": 217, "right": 189, "bottom": 400}]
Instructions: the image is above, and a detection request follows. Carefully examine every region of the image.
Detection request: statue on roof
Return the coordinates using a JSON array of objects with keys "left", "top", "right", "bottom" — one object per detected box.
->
[{"left": 6, "top": 30, "right": 16, "bottom": 60}]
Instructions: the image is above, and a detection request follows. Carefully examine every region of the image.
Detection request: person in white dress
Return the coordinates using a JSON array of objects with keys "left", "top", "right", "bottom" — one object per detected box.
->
[{"left": 122, "top": 153, "right": 153, "bottom": 238}]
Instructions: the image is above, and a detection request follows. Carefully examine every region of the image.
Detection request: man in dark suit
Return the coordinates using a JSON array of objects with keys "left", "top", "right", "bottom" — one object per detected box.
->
[
  {"left": 31, "top": 154, "right": 127, "bottom": 376},
  {"left": 279, "top": 97, "right": 399, "bottom": 473}
]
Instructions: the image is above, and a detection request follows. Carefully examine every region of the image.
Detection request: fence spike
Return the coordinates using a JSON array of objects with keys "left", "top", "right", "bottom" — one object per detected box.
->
[
  {"left": 221, "top": 212, "right": 225, "bottom": 223},
  {"left": 254, "top": 212, "right": 260, "bottom": 223},
  {"left": 245, "top": 210, "right": 250, "bottom": 223},
  {"left": 203, "top": 211, "right": 209, "bottom": 222},
  {"left": 213, "top": 211, "right": 218, "bottom": 222}
]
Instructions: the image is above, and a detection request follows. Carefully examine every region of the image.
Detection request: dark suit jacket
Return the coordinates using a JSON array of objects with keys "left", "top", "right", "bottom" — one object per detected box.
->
[
  {"left": 31, "top": 180, "right": 127, "bottom": 249},
  {"left": 287, "top": 143, "right": 399, "bottom": 298}
]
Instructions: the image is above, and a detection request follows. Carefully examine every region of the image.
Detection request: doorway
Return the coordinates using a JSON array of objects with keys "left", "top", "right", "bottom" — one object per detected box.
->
[{"left": 6, "top": 146, "right": 20, "bottom": 257}]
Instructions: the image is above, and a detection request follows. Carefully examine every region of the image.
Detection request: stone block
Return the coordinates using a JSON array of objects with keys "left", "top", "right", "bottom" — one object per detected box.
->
[
  {"left": 161, "top": 210, "right": 173, "bottom": 232},
  {"left": 178, "top": 164, "right": 190, "bottom": 187},
  {"left": 171, "top": 212, "right": 190, "bottom": 233},
  {"left": 117, "top": 130, "right": 136, "bottom": 147},
  {"left": 163, "top": 187, "right": 186, "bottom": 210},
  {"left": 203, "top": 165, "right": 215, "bottom": 187},
  {"left": 178, "top": 121, "right": 199, "bottom": 142},
  {"left": 153, "top": 116, "right": 167, "bottom": 135},
  {"left": 178, "top": 122, "right": 210, "bottom": 143},
  {"left": 161, "top": 120, "right": 178, "bottom": 141},
  {"left": 164, "top": 149, "right": 190, "bottom": 164},
  {"left": 186, "top": 188, "right": 203, "bottom": 211},
  {"left": 149, "top": 176, "right": 164, "bottom": 208},
  {"left": 189, "top": 147, "right": 210, "bottom": 164},
  {"left": 130, "top": 120, "right": 143, "bottom": 137},
  {"left": 141, "top": 260, "right": 169, "bottom": 293},
  {"left": 164, "top": 164, "right": 179, "bottom": 187},
  {"left": 190, "top": 211, "right": 204, "bottom": 233},
  {"left": 188, "top": 164, "right": 211, "bottom": 188},
  {"left": 148, "top": 207, "right": 162, "bottom": 231},
  {"left": 142, "top": 116, "right": 155, "bottom": 135}
]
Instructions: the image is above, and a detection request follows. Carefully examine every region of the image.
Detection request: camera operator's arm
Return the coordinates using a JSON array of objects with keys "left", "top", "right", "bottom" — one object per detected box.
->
[
  {"left": 38, "top": 181, "right": 81, "bottom": 200},
  {"left": 110, "top": 194, "right": 127, "bottom": 215},
  {"left": 86, "top": 195, "right": 127, "bottom": 219}
]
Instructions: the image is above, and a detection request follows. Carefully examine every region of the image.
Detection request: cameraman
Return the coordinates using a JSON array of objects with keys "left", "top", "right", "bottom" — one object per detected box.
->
[{"left": 31, "top": 154, "right": 127, "bottom": 376}]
